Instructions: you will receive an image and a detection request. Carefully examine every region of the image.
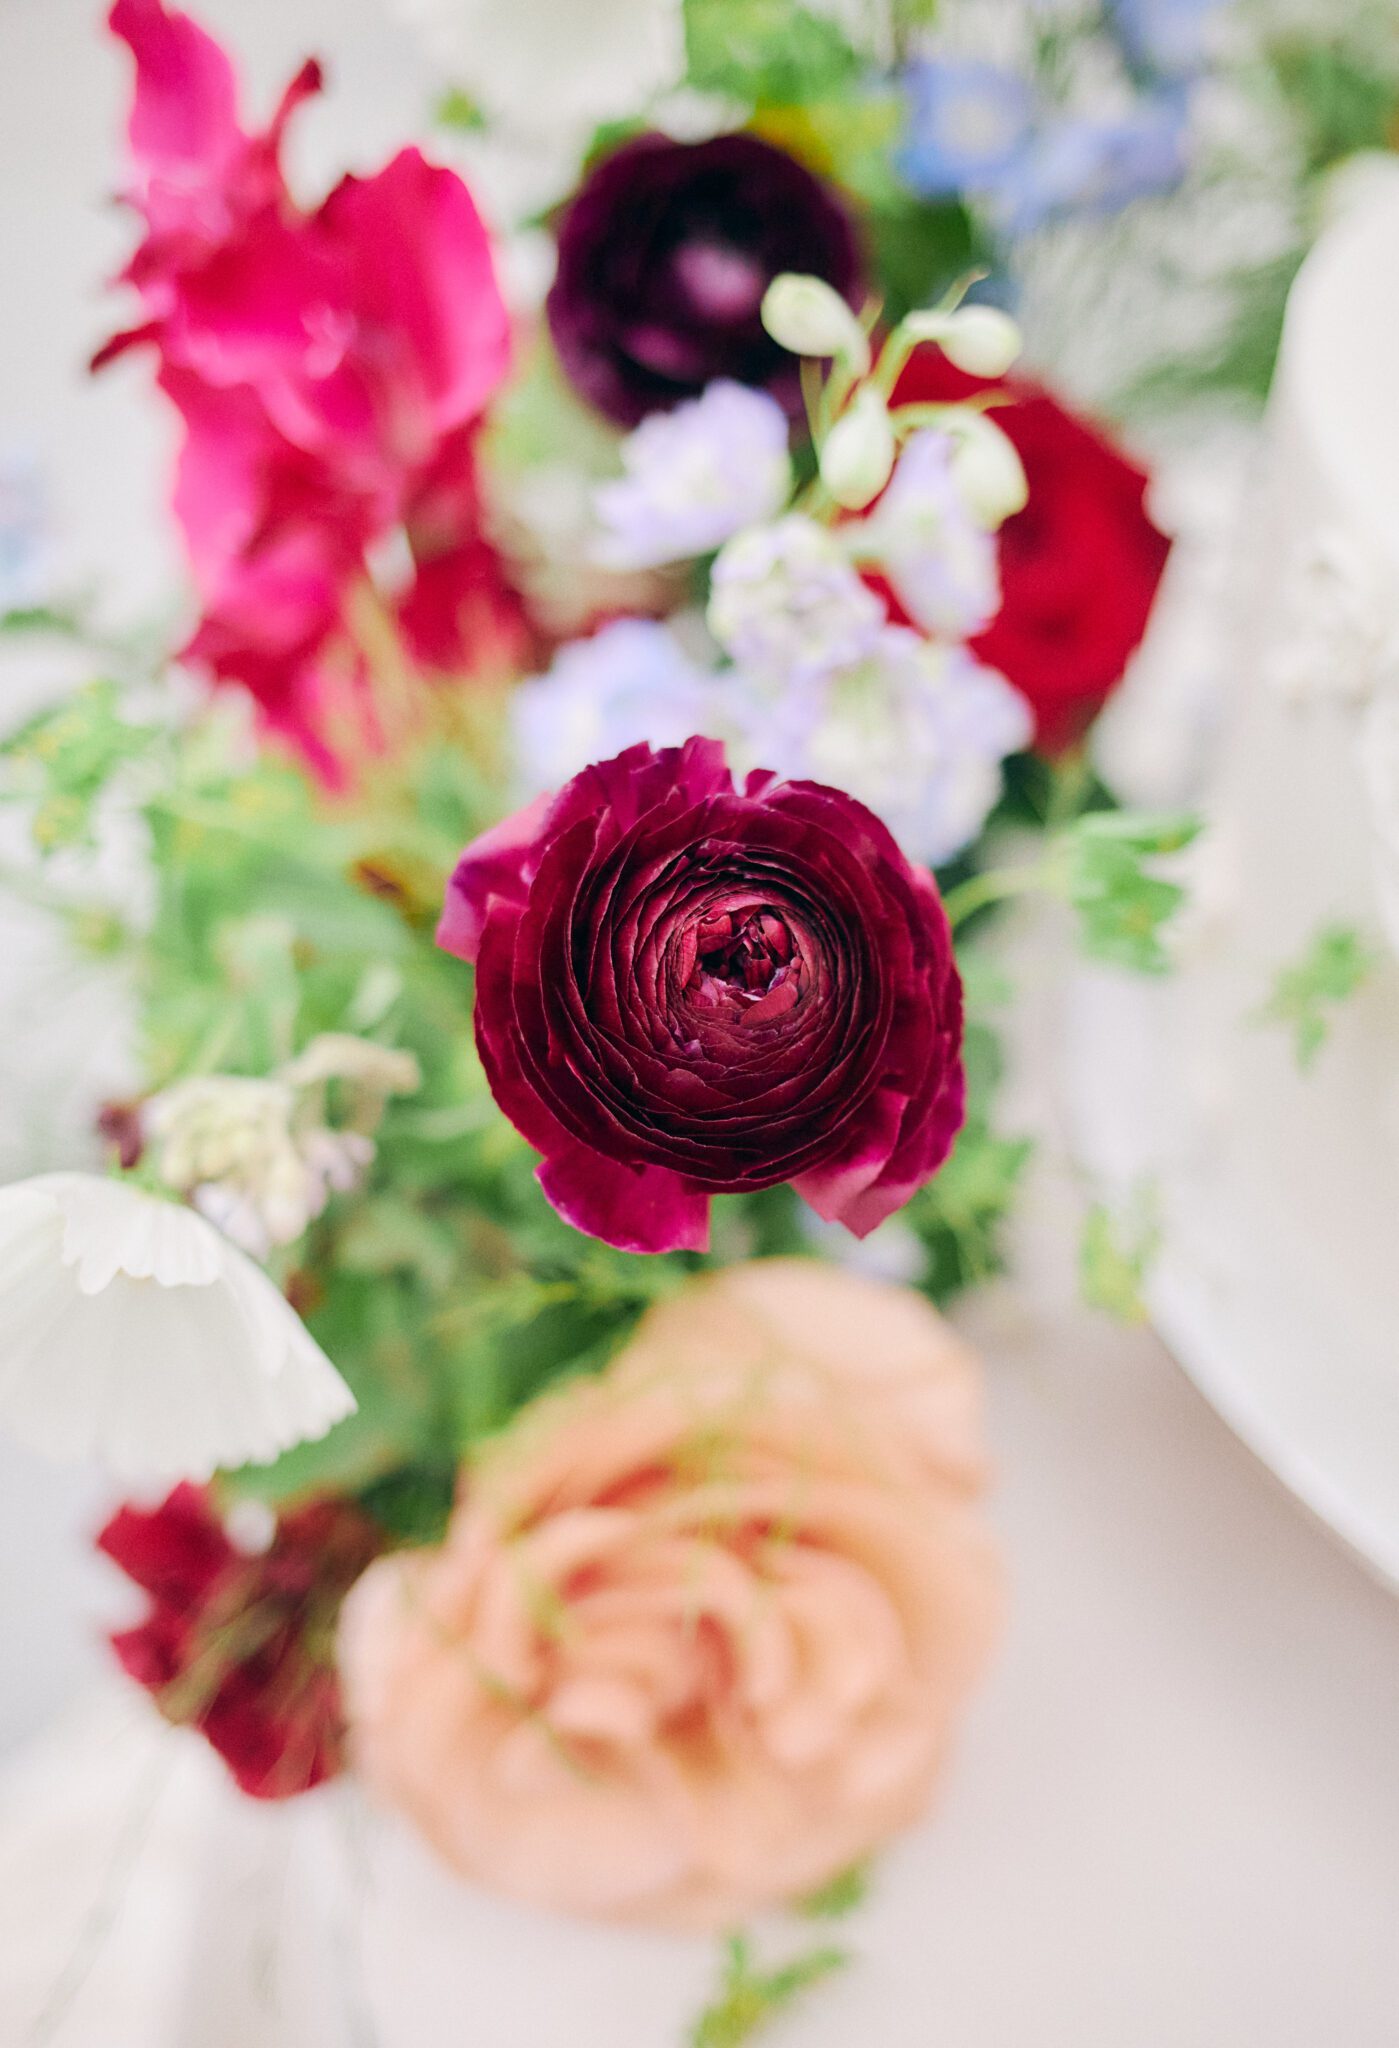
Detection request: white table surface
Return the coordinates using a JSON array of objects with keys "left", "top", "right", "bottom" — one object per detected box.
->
[{"left": 1, "top": 5, "right": 1397, "bottom": 2044}]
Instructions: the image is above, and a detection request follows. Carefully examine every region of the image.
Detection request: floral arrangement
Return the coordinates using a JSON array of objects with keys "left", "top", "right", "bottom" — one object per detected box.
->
[{"left": 0, "top": 0, "right": 1256, "bottom": 2034}]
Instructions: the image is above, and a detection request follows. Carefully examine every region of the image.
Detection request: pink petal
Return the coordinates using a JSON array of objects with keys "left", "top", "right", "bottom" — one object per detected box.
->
[
  {"left": 437, "top": 794, "right": 555, "bottom": 963},
  {"left": 110, "top": 0, "right": 240, "bottom": 180},
  {"left": 537, "top": 1145, "right": 710, "bottom": 1256}
]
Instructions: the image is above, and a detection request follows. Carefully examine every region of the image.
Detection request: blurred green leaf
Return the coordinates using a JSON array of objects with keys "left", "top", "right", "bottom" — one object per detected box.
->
[
  {"left": 1256, "top": 922, "right": 1375, "bottom": 1071},
  {"left": 1064, "top": 810, "right": 1201, "bottom": 975},
  {"left": 1079, "top": 1189, "right": 1161, "bottom": 1325},
  {"left": 690, "top": 1933, "right": 848, "bottom": 2048},
  {"left": 683, "top": 0, "right": 860, "bottom": 103}
]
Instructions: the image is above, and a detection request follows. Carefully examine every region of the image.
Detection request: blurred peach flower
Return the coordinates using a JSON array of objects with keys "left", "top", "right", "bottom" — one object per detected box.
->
[{"left": 338, "top": 1259, "right": 1002, "bottom": 1927}]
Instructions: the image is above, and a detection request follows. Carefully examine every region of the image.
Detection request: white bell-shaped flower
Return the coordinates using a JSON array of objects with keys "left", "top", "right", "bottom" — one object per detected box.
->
[
  {"left": 0, "top": 1173, "right": 355, "bottom": 1482},
  {"left": 761, "top": 273, "right": 870, "bottom": 373},
  {"left": 820, "top": 388, "right": 897, "bottom": 511}
]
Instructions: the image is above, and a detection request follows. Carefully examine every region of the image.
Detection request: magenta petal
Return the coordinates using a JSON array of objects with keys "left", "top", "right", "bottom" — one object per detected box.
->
[
  {"left": 537, "top": 1146, "right": 711, "bottom": 1256},
  {"left": 316, "top": 151, "right": 511, "bottom": 448},
  {"left": 438, "top": 793, "right": 555, "bottom": 963},
  {"left": 791, "top": 1085, "right": 907, "bottom": 1228},
  {"left": 110, "top": 0, "right": 240, "bottom": 180}
]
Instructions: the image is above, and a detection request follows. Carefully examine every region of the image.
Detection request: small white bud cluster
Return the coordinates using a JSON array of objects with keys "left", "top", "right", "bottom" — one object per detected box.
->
[
  {"left": 760, "top": 272, "right": 1026, "bottom": 534},
  {"left": 145, "top": 1034, "right": 422, "bottom": 1261}
]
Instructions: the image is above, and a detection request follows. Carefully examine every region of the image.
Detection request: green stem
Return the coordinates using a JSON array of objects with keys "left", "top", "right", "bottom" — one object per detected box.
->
[{"left": 942, "top": 863, "right": 1051, "bottom": 931}]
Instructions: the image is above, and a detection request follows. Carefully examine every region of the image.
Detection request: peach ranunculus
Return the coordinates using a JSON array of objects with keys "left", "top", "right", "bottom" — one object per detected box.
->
[{"left": 337, "top": 1258, "right": 1002, "bottom": 1927}]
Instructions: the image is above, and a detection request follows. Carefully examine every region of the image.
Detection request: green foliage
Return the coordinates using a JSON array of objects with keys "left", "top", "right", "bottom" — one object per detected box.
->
[
  {"left": 682, "top": 0, "right": 861, "bottom": 105},
  {"left": 1079, "top": 1188, "right": 1161, "bottom": 1325},
  {"left": 690, "top": 1934, "right": 848, "bottom": 2048},
  {"left": 0, "top": 680, "right": 161, "bottom": 853},
  {"left": 1257, "top": 922, "right": 1374, "bottom": 1071},
  {"left": 865, "top": 192, "right": 989, "bottom": 329},
  {"left": 1063, "top": 810, "right": 1200, "bottom": 975},
  {"left": 1117, "top": 250, "right": 1300, "bottom": 417},
  {"left": 1265, "top": 34, "right": 1399, "bottom": 181},
  {"left": 0, "top": 604, "right": 84, "bottom": 637},
  {"left": 434, "top": 88, "right": 487, "bottom": 133},
  {"left": 908, "top": 1009, "right": 1032, "bottom": 1302},
  {"left": 799, "top": 1862, "right": 870, "bottom": 1920}
]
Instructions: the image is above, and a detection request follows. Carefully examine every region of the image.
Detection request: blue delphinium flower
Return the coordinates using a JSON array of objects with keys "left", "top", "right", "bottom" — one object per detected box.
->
[
  {"left": 1106, "top": 0, "right": 1222, "bottom": 81},
  {"left": 899, "top": 59, "right": 1036, "bottom": 199},
  {"left": 900, "top": 51, "right": 1193, "bottom": 235},
  {"left": 996, "top": 87, "right": 1191, "bottom": 234}
]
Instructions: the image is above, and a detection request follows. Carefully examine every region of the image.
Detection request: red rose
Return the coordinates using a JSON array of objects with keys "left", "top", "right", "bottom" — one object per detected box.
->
[
  {"left": 438, "top": 738, "right": 965, "bottom": 1256},
  {"left": 894, "top": 349, "right": 1171, "bottom": 753},
  {"left": 98, "top": 1484, "right": 381, "bottom": 1800}
]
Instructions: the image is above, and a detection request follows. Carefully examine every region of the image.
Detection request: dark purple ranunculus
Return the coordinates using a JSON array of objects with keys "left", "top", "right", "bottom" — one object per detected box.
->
[
  {"left": 545, "top": 132, "right": 864, "bottom": 427},
  {"left": 438, "top": 739, "right": 965, "bottom": 1255}
]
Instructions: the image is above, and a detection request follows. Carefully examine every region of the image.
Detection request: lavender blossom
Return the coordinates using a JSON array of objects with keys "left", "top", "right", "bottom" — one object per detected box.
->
[
  {"left": 594, "top": 380, "right": 793, "bottom": 570},
  {"left": 510, "top": 618, "right": 728, "bottom": 797},
  {"left": 707, "top": 514, "right": 885, "bottom": 688},
  {"left": 750, "top": 627, "right": 1033, "bottom": 869},
  {"left": 860, "top": 430, "right": 1001, "bottom": 638}
]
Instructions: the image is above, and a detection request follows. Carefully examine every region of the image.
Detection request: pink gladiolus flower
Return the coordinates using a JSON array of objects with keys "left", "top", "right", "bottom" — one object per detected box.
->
[{"left": 99, "top": 0, "right": 521, "bottom": 773}]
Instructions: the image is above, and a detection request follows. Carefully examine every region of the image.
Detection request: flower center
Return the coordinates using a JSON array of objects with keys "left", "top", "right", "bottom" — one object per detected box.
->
[
  {"left": 671, "top": 238, "right": 768, "bottom": 323},
  {"left": 686, "top": 908, "right": 803, "bottom": 1024}
]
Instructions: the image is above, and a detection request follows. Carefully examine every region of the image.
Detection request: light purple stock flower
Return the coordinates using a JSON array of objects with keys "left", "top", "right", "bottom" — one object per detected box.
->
[
  {"left": 594, "top": 380, "right": 793, "bottom": 570},
  {"left": 750, "top": 627, "right": 1032, "bottom": 869},
  {"left": 707, "top": 514, "right": 885, "bottom": 687},
  {"left": 511, "top": 618, "right": 723, "bottom": 798},
  {"left": 862, "top": 430, "right": 1000, "bottom": 639}
]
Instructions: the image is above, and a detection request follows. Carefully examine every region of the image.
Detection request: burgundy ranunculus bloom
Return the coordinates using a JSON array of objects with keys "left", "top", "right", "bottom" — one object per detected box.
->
[
  {"left": 546, "top": 132, "right": 864, "bottom": 427},
  {"left": 99, "top": 1484, "right": 381, "bottom": 1800},
  {"left": 438, "top": 739, "right": 965, "bottom": 1256}
]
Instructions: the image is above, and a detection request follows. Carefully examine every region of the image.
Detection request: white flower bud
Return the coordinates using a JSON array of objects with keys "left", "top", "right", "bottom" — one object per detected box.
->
[
  {"left": 898, "top": 305, "right": 1022, "bottom": 379},
  {"left": 950, "top": 412, "right": 1029, "bottom": 528},
  {"left": 819, "top": 388, "right": 897, "bottom": 511},
  {"left": 761, "top": 273, "right": 870, "bottom": 373},
  {"left": 938, "top": 306, "right": 1022, "bottom": 378}
]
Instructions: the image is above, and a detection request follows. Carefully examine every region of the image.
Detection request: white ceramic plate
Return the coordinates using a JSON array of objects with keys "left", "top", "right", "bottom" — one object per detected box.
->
[{"left": 1067, "top": 967, "right": 1399, "bottom": 1595}]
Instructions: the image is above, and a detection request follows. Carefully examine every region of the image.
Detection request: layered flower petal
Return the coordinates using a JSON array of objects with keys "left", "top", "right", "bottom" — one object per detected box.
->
[
  {"left": 340, "top": 1259, "right": 1001, "bottom": 1926},
  {"left": 0, "top": 1174, "right": 355, "bottom": 1481},
  {"left": 439, "top": 740, "right": 965, "bottom": 1252}
]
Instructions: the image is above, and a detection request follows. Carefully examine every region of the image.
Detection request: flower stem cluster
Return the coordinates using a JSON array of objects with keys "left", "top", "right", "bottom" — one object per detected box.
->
[{"left": 761, "top": 269, "right": 1027, "bottom": 523}]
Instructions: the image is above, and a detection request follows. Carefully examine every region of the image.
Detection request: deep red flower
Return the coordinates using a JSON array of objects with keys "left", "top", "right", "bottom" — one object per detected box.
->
[
  {"left": 98, "top": 1484, "right": 382, "bottom": 1800},
  {"left": 546, "top": 131, "right": 864, "bottom": 427},
  {"left": 439, "top": 738, "right": 965, "bottom": 1255},
  {"left": 99, "top": 0, "right": 520, "bottom": 774},
  {"left": 893, "top": 349, "right": 1171, "bottom": 753}
]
